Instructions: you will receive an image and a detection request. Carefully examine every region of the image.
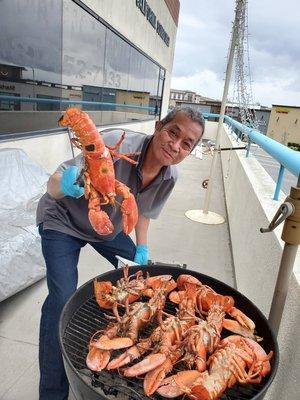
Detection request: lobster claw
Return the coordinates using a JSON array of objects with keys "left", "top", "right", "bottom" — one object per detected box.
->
[
  {"left": 86, "top": 346, "right": 111, "bottom": 372},
  {"left": 156, "top": 370, "right": 203, "bottom": 398},
  {"left": 169, "top": 290, "right": 185, "bottom": 304},
  {"left": 144, "top": 358, "right": 173, "bottom": 396},
  {"left": 176, "top": 274, "right": 202, "bottom": 289},
  {"left": 120, "top": 193, "right": 138, "bottom": 235},
  {"left": 91, "top": 336, "right": 134, "bottom": 350},
  {"left": 88, "top": 198, "right": 114, "bottom": 235},
  {"left": 222, "top": 318, "right": 256, "bottom": 340},
  {"left": 123, "top": 353, "right": 167, "bottom": 377},
  {"left": 93, "top": 280, "right": 114, "bottom": 309},
  {"left": 107, "top": 340, "right": 151, "bottom": 370}
]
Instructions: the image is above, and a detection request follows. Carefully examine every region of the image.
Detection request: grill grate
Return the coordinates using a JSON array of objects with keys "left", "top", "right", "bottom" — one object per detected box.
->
[{"left": 63, "top": 296, "right": 268, "bottom": 400}]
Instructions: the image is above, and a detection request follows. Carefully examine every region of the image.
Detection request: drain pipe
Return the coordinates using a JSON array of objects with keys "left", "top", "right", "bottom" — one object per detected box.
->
[{"left": 261, "top": 175, "right": 300, "bottom": 336}]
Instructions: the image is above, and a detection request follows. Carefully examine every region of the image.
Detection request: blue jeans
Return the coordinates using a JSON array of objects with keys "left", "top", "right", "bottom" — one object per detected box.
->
[{"left": 38, "top": 224, "right": 136, "bottom": 400}]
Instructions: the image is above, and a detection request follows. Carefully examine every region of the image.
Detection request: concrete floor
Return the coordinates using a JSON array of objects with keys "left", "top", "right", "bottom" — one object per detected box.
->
[{"left": 0, "top": 151, "right": 234, "bottom": 400}]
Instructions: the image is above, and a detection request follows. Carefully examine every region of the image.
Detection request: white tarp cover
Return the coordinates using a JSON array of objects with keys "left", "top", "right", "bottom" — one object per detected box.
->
[{"left": 0, "top": 148, "right": 49, "bottom": 301}]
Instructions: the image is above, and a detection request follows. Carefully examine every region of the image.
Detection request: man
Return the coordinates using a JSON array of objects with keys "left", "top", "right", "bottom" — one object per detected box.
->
[{"left": 36, "top": 106, "right": 204, "bottom": 399}]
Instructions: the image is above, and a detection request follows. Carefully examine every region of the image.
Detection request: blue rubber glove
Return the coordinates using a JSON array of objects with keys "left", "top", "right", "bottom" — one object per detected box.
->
[
  {"left": 60, "top": 166, "right": 84, "bottom": 198},
  {"left": 134, "top": 245, "right": 149, "bottom": 265}
]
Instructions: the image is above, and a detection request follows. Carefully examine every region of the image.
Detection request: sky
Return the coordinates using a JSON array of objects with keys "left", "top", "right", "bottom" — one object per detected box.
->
[{"left": 171, "top": 0, "right": 300, "bottom": 107}]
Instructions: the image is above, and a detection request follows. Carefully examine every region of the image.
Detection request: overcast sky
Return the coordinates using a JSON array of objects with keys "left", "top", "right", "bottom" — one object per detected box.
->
[{"left": 171, "top": 0, "right": 300, "bottom": 107}]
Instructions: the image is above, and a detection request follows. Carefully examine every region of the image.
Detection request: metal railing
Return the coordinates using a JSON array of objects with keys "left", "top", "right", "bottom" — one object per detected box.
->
[
  {"left": 0, "top": 95, "right": 157, "bottom": 112},
  {"left": 203, "top": 112, "right": 300, "bottom": 200},
  {"left": 0, "top": 95, "right": 158, "bottom": 141}
]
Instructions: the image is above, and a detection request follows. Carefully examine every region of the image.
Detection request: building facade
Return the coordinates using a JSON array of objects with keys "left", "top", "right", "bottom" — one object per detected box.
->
[
  {"left": 0, "top": 0, "right": 179, "bottom": 134},
  {"left": 267, "top": 104, "right": 300, "bottom": 146},
  {"left": 169, "top": 89, "right": 221, "bottom": 114},
  {"left": 226, "top": 105, "right": 271, "bottom": 135}
]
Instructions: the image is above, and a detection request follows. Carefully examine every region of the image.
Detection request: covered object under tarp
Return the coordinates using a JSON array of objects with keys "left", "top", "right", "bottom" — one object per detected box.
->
[{"left": 0, "top": 148, "right": 49, "bottom": 302}]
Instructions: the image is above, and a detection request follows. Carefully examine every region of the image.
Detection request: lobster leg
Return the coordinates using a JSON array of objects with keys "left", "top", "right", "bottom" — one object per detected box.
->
[
  {"left": 115, "top": 180, "right": 138, "bottom": 235},
  {"left": 70, "top": 137, "right": 83, "bottom": 150},
  {"left": 106, "top": 131, "right": 140, "bottom": 165}
]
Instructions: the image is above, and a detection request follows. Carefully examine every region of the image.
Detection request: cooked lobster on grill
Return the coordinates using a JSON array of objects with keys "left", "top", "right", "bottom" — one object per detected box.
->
[
  {"left": 86, "top": 269, "right": 273, "bottom": 399},
  {"left": 86, "top": 275, "right": 176, "bottom": 372},
  {"left": 180, "top": 302, "right": 226, "bottom": 372},
  {"left": 94, "top": 265, "right": 173, "bottom": 315},
  {"left": 170, "top": 274, "right": 256, "bottom": 339},
  {"left": 157, "top": 335, "right": 273, "bottom": 399},
  {"left": 115, "top": 286, "right": 197, "bottom": 396},
  {"left": 59, "top": 107, "right": 139, "bottom": 235}
]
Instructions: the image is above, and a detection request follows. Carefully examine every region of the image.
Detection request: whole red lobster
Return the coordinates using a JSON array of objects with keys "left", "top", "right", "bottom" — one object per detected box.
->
[
  {"left": 157, "top": 335, "right": 273, "bottom": 399},
  {"left": 59, "top": 107, "right": 139, "bottom": 235}
]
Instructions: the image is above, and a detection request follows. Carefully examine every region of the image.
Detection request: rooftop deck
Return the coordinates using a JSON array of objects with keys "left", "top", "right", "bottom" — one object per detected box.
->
[
  {"left": 0, "top": 150, "right": 234, "bottom": 399},
  {"left": 1, "top": 117, "right": 299, "bottom": 400}
]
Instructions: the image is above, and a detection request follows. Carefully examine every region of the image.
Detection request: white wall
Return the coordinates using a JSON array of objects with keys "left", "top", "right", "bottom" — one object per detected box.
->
[
  {"left": 202, "top": 121, "right": 218, "bottom": 141},
  {"left": 219, "top": 123, "right": 300, "bottom": 400},
  {"left": 84, "top": 0, "right": 177, "bottom": 69}
]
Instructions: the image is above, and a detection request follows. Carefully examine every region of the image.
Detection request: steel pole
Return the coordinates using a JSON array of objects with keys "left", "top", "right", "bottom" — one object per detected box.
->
[
  {"left": 268, "top": 243, "right": 298, "bottom": 336},
  {"left": 268, "top": 174, "right": 300, "bottom": 336},
  {"left": 203, "top": 0, "right": 242, "bottom": 213}
]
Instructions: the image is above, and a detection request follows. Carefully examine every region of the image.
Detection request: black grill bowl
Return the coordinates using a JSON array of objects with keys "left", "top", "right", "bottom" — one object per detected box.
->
[{"left": 59, "top": 265, "right": 279, "bottom": 400}]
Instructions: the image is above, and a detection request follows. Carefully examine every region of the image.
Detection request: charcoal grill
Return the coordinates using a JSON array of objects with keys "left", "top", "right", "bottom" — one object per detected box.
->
[{"left": 59, "top": 265, "right": 279, "bottom": 400}]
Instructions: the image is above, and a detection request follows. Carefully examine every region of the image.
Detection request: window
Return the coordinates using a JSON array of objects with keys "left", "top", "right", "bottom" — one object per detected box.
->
[
  {"left": 0, "top": 92, "right": 20, "bottom": 111},
  {"left": 36, "top": 94, "right": 64, "bottom": 111},
  {"left": 62, "top": 0, "right": 106, "bottom": 88},
  {"left": 0, "top": 0, "right": 165, "bottom": 134}
]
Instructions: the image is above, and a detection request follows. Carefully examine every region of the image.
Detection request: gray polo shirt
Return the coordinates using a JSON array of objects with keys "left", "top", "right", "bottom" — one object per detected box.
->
[{"left": 36, "top": 128, "right": 178, "bottom": 242}]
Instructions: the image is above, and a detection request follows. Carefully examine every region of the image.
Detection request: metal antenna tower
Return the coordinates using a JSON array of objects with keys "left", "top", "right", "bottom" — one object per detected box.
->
[
  {"left": 185, "top": 0, "right": 244, "bottom": 225},
  {"left": 232, "top": 0, "right": 258, "bottom": 129}
]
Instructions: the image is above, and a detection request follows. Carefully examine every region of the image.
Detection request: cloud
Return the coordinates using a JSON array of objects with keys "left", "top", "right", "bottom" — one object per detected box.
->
[
  {"left": 172, "top": 69, "right": 223, "bottom": 100},
  {"left": 172, "top": 0, "right": 300, "bottom": 107}
]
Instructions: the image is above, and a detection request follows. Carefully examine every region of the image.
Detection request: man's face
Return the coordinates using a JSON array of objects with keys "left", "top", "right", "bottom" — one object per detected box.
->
[{"left": 151, "top": 111, "right": 203, "bottom": 166}]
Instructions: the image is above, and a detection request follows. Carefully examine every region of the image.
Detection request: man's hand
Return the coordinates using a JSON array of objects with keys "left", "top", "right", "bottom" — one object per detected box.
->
[
  {"left": 60, "top": 166, "right": 84, "bottom": 198},
  {"left": 134, "top": 244, "right": 149, "bottom": 265}
]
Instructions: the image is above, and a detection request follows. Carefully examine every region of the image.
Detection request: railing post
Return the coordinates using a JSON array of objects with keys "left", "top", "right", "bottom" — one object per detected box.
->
[
  {"left": 246, "top": 137, "right": 252, "bottom": 157},
  {"left": 273, "top": 164, "right": 285, "bottom": 201}
]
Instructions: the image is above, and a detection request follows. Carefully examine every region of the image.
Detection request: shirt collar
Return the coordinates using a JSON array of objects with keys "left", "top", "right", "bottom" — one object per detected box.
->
[{"left": 136, "top": 135, "right": 171, "bottom": 181}]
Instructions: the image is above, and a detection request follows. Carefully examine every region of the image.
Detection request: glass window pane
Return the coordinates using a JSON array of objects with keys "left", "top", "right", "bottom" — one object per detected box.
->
[
  {"left": 0, "top": 0, "right": 62, "bottom": 84},
  {"left": 128, "top": 47, "right": 144, "bottom": 93},
  {"left": 62, "top": 0, "right": 105, "bottom": 89},
  {"left": 103, "top": 30, "right": 130, "bottom": 90},
  {"left": 143, "top": 58, "right": 159, "bottom": 96}
]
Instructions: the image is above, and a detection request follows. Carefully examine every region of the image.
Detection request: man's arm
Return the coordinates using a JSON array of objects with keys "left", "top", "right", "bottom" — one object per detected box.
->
[
  {"left": 47, "top": 172, "right": 64, "bottom": 199},
  {"left": 135, "top": 214, "right": 150, "bottom": 245},
  {"left": 47, "top": 166, "right": 84, "bottom": 199},
  {"left": 134, "top": 214, "right": 150, "bottom": 265}
]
